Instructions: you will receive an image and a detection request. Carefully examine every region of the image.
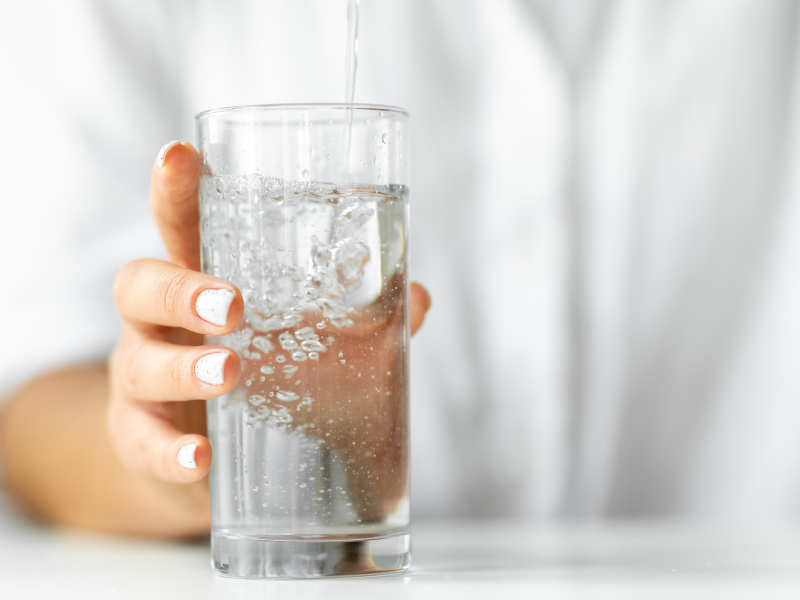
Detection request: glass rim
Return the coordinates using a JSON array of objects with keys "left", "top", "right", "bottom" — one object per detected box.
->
[{"left": 195, "top": 103, "right": 408, "bottom": 121}]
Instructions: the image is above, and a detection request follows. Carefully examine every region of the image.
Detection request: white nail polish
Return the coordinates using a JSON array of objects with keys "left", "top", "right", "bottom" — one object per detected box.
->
[
  {"left": 196, "top": 289, "right": 235, "bottom": 326},
  {"left": 195, "top": 351, "right": 229, "bottom": 385},
  {"left": 177, "top": 442, "right": 198, "bottom": 469},
  {"left": 157, "top": 140, "right": 181, "bottom": 168}
]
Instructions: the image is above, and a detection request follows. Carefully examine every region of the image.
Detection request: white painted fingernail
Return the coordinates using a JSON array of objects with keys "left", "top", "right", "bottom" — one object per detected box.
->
[
  {"left": 157, "top": 140, "right": 181, "bottom": 168},
  {"left": 196, "top": 289, "right": 235, "bottom": 326},
  {"left": 178, "top": 442, "right": 198, "bottom": 469},
  {"left": 195, "top": 351, "right": 229, "bottom": 385}
]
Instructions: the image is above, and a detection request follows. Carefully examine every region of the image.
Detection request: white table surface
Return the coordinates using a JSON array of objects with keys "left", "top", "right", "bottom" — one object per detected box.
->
[{"left": 2, "top": 502, "right": 800, "bottom": 599}]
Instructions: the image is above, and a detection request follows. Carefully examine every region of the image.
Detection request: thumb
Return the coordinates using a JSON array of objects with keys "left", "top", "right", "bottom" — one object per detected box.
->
[{"left": 150, "top": 141, "right": 201, "bottom": 271}]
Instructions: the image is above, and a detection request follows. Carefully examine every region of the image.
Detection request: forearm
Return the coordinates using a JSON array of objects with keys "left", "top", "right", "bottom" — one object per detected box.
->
[{"left": 0, "top": 364, "right": 209, "bottom": 538}]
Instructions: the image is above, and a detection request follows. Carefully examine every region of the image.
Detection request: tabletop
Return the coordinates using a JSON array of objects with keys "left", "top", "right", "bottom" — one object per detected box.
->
[{"left": 2, "top": 501, "right": 800, "bottom": 599}]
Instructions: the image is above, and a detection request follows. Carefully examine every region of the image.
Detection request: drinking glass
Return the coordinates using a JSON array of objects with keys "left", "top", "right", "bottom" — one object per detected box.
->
[{"left": 196, "top": 104, "right": 410, "bottom": 578}]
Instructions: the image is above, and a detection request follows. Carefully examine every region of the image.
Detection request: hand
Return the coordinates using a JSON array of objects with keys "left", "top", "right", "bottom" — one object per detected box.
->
[
  {"left": 107, "top": 142, "right": 245, "bottom": 532},
  {"left": 106, "top": 141, "right": 430, "bottom": 533}
]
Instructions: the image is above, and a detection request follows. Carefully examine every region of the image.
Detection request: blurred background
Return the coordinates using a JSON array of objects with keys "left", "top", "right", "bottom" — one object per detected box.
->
[{"left": 2, "top": 0, "right": 800, "bottom": 523}]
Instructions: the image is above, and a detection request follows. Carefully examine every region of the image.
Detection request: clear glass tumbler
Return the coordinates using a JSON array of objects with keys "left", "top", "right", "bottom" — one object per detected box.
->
[{"left": 196, "top": 104, "right": 410, "bottom": 578}]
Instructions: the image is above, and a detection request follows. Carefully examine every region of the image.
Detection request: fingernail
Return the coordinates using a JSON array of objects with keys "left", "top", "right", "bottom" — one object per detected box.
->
[
  {"left": 177, "top": 442, "right": 198, "bottom": 469},
  {"left": 195, "top": 351, "right": 230, "bottom": 385},
  {"left": 156, "top": 140, "right": 181, "bottom": 168},
  {"left": 196, "top": 289, "right": 235, "bottom": 326}
]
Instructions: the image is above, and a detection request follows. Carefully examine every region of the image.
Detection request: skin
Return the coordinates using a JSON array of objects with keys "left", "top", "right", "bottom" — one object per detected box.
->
[{"left": 0, "top": 142, "right": 430, "bottom": 539}]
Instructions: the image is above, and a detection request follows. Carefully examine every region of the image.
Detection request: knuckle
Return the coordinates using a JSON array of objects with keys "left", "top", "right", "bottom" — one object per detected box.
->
[
  {"left": 121, "top": 342, "right": 146, "bottom": 394},
  {"left": 166, "top": 350, "right": 189, "bottom": 397},
  {"left": 156, "top": 268, "right": 193, "bottom": 322}
]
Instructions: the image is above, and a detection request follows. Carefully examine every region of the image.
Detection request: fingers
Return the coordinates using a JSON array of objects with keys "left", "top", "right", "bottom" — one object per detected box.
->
[
  {"left": 107, "top": 398, "right": 211, "bottom": 483},
  {"left": 151, "top": 141, "right": 201, "bottom": 270},
  {"left": 115, "top": 334, "right": 241, "bottom": 401},
  {"left": 114, "top": 258, "right": 244, "bottom": 334},
  {"left": 409, "top": 282, "right": 431, "bottom": 335}
]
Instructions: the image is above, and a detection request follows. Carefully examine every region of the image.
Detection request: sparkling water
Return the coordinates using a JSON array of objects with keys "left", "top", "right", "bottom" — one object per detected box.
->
[{"left": 200, "top": 174, "right": 409, "bottom": 541}]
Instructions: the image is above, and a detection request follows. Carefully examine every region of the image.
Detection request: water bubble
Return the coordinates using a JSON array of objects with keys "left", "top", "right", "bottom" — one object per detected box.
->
[
  {"left": 301, "top": 169, "right": 309, "bottom": 179},
  {"left": 334, "top": 240, "right": 370, "bottom": 294},
  {"left": 309, "top": 352, "right": 320, "bottom": 361},
  {"left": 260, "top": 365, "right": 274, "bottom": 375},
  {"left": 317, "top": 321, "right": 326, "bottom": 329},
  {"left": 382, "top": 133, "right": 388, "bottom": 144},
  {"left": 294, "top": 327, "right": 317, "bottom": 341},
  {"left": 276, "top": 390, "right": 300, "bottom": 402},
  {"left": 301, "top": 340, "right": 327, "bottom": 352},
  {"left": 250, "top": 314, "right": 295, "bottom": 332},
  {"left": 276, "top": 355, "right": 286, "bottom": 363},
  {"left": 249, "top": 395, "right": 267, "bottom": 406},
  {"left": 286, "top": 264, "right": 305, "bottom": 282},
  {"left": 398, "top": 132, "right": 402, "bottom": 140},
  {"left": 282, "top": 365, "right": 299, "bottom": 378},
  {"left": 252, "top": 336, "right": 274, "bottom": 353},
  {"left": 292, "top": 350, "right": 308, "bottom": 361},
  {"left": 278, "top": 332, "right": 298, "bottom": 351}
]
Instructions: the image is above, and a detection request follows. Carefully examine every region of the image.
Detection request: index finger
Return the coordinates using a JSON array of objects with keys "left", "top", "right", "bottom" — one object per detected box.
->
[{"left": 151, "top": 141, "right": 201, "bottom": 271}]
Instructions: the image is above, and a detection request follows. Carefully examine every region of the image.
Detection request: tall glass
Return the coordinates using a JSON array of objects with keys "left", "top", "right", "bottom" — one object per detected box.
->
[{"left": 196, "top": 105, "right": 410, "bottom": 578}]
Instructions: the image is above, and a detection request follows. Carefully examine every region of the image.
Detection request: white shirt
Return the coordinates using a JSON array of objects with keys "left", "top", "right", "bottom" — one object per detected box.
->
[{"left": 2, "top": 0, "right": 800, "bottom": 521}]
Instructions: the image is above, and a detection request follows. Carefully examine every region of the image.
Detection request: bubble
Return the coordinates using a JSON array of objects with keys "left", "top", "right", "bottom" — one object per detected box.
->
[
  {"left": 278, "top": 332, "right": 299, "bottom": 351},
  {"left": 382, "top": 133, "right": 388, "bottom": 144},
  {"left": 276, "top": 355, "right": 286, "bottom": 363},
  {"left": 292, "top": 350, "right": 308, "bottom": 361},
  {"left": 249, "top": 395, "right": 267, "bottom": 406},
  {"left": 226, "top": 328, "right": 255, "bottom": 353},
  {"left": 250, "top": 314, "right": 294, "bottom": 332},
  {"left": 260, "top": 365, "right": 274, "bottom": 375},
  {"left": 398, "top": 132, "right": 402, "bottom": 140},
  {"left": 252, "top": 336, "right": 274, "bottom": 353},
  {"left": 317, "top": 321, "right": 326, "bottom": 329},
  {"left": 309, "top": 352, "right": 320, "bottom": 360},
  {"left": 243, "top": 350, "right": 261, "bottom": 360},
  {"left": 334, "top": 240, "right": 370, "bottom": 294},
  {"left": 301, "top": 340, "right": 327, "bottom": 352},
  {"left": 282, "top": 365, "right": 299, "bottom": 377},
  {"left": 301, "top": 169, "right": 309, "bottom": 179},
  {"left": 286, "top": 264, "right": 305, "bottom": 282},
  {"left": 276, "top": 390, "right": 300, "bottom": 402},
  {"left": 294, "top": 327, "right": 317, "bottom": 341}
]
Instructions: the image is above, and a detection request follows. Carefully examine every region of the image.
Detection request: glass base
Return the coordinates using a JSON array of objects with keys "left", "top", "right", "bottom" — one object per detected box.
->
[{"left": 211, "top": 532, "right": 410, "bottom": 578}]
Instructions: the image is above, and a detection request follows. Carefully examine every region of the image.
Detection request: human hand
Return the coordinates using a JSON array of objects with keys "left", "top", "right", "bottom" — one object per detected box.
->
[
  {"left": 107, "top": 142, "right": 246, "bottom": 529},
  {"left": 107, "top": 141, "right": 430, "bottom": 532}
]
